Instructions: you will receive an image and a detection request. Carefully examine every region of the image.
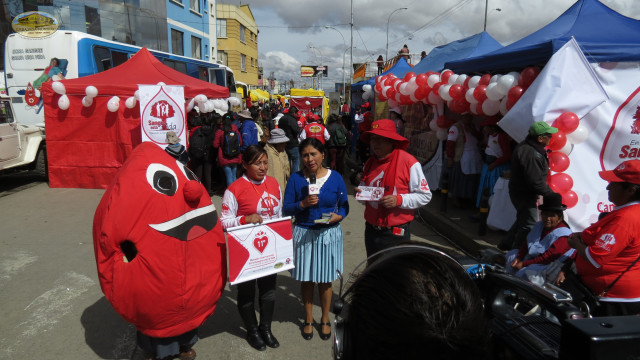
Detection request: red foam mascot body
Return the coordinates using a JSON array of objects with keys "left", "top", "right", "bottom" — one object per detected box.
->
[{"left": 93, "top": 142, "right": 227, "bottom": 338}]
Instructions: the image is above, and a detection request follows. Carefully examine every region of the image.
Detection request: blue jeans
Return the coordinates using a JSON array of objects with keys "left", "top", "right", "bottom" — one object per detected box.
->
[
  {"left": 286, "top": 147, "right": 300, "bottom": 172},
  {"left": 223, "top": 164, "right": 237, "bottom": 186}
]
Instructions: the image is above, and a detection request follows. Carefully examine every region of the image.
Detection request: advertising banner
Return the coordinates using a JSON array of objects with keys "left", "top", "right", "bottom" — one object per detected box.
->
[
  {"left": 138, "top": 85, "right": 187, "bottom": 148},
  {"left": 300, "top": 65, "right": 328, "bottom": 77},
  {"left": 226, "top": 217, "right": 294, "bottom": 285}
]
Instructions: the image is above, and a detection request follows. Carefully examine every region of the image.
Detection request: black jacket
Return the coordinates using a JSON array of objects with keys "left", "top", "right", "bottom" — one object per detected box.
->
[
  {"left": 279, "top": 113, "right": 299, "bottom": 150},
  {"left": 509, "top": 136, "right": 554, "bottom": 199}
]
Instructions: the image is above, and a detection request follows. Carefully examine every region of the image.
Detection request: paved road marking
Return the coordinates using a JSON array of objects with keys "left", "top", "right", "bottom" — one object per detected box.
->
[{"left": 0, "top": 250, "right": 37, "bottom": 283}]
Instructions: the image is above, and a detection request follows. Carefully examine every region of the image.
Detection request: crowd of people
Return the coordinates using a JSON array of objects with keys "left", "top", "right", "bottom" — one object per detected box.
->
[{"left": 145, "top": 99, "right": 640, "bottom": 359}]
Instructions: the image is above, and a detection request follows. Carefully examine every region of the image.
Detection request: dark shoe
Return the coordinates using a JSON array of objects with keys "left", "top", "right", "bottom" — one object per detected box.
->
[
  {"left": 259, "top": 324, "right": 280, "bottom": 348},
  {"left": 301, "top": 322, "right": 313, "bottom": 340},
  {"left": 246, "top": 330, "right": 267, "bottom": 351},
  {"left": 178, "top": 348, "right": 196, "bottom": 360},
  {"left": 319, "top": 322, "right": 332, "bottom": 341}
]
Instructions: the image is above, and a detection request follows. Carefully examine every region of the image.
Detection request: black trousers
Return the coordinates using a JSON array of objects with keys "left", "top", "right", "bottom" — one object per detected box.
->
[
  {"left": 364, "top": 222, "right": 411, "bottom": 258},
  {"left": 237, "top": 274, "right": 277, "bottom": 328}
]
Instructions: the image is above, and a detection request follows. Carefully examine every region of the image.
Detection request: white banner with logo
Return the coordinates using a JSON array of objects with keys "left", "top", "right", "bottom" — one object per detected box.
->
[
  {"left": 564, "top": 62, "right": 640, "bottom": 230},
  {"left": 138, "top": 85, "right": 187, "bottom": 148},
  {"left": 226, "top": 217, "right": 294, "bottom": 285}
]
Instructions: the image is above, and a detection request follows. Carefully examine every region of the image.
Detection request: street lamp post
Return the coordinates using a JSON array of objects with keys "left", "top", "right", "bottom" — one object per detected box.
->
[
  {"left": 324, "top": 26, "right": 347, "bottom": 101},
  {"left": 309, "top": 45, "right": 323, "bottom": 91},
  {"left": 483, "top": 0, "right": 502, "bottom": 31},
  {"left": 385, "top": 7, "right": 407, "bottom": 61}
]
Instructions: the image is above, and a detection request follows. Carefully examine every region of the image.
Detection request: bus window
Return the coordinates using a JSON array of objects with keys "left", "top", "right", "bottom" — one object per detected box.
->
[
  {"left": 209, "top": 68, "right": 226, "bottom": 88},
  {"left": 112, "top": 51, "right": 129, "bottom": 67},
  {"left": 93, "top": 46, "right": 112, "bottom": 72},
  {"left": 198, "top": 66, "right": 207, "bottom": 81},
  {"left": 175, "top": 61, "right": 187, "bottom": 74}
]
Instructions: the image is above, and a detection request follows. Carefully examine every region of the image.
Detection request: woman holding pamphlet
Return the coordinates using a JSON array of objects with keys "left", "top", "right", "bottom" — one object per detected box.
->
[
  {"left": 355, "top": 119, "right": 432, "bottom": 257},
  {"left": 220, "top": 145, "right": 283, "bottom": 351},
  {"left": 283, "top": 138, "right": 349, "bottom": 341}
]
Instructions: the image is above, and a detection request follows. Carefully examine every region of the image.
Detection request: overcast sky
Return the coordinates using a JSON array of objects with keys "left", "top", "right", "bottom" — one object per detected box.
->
[{"left": 221, "top": 0, "right": 640, "bottom": 92}]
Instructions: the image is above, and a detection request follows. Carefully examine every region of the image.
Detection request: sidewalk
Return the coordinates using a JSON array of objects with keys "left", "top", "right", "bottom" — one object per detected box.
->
[{"left": 418, "top": 190, "right": 505, "bottom": 259}]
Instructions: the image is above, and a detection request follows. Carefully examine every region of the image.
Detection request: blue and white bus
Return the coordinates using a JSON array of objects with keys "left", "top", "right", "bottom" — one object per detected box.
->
[{"left": 4, "top": 30, "right": 236, "bottom": 126}]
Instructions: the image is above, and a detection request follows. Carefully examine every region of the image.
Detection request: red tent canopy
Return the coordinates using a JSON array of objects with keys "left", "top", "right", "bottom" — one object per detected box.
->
[{"left": 41, "top": 48, "right": 230, "bottom": 189}]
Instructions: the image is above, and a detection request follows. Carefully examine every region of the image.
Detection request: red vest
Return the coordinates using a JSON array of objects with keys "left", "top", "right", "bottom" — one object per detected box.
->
[{"left": 304, "top": 122, "right": 326, "bottom": 144}]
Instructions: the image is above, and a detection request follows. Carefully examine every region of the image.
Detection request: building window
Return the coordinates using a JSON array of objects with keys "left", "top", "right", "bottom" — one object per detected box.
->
[
  {"left": 218, "top": 51, "right": 228, "bottom": 66},
  {"left": 190, "top": 0, "right": 200, "bottom": 13},
  {"left": 241, "top": 54, "right": 246, "bottom": 72},
  {"left": 191, "top": 36, "right": 201, "bottom": 59},
  {"left": 217, "top": 19, "right": 227, "bottom": 38},
  {"left": 240, "top": 24, "right": 245, "bottom": 43},
  {"left": 171, "top": 29, "right": 184, "bottom": 56}
]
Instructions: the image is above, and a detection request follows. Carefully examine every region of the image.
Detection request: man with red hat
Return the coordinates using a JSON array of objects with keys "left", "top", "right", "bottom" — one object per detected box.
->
[
  {"left": 355, "top": 119, "right": 432, "bottom": 257},
  {"left": 299, "top": 113, "right": 330, "bottom": 144},
  {"left": 567, "top": 159, "right": 640, "bottom": 316}
]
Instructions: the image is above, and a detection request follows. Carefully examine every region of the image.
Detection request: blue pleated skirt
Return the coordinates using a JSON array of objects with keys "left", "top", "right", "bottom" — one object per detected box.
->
[
  {"left": 476, "top": 162, "right": 510, "bottom": 207},
  {"left": 291, "top": 224, "right": 344, "bottom": 283}
]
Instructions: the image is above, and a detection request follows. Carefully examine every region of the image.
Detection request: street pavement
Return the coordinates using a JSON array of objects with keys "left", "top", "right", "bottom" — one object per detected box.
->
[{"left": 0, "top": 175, "right": 472, "bottom": 360}]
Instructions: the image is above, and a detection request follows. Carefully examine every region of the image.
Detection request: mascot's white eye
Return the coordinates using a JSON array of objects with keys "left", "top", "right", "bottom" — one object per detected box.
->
[
  {"left": 146, "top": 163, "right": 178, "bottom": 196},
  {"left": 176, "top": 159, "right": 199, "bottom": 182}
]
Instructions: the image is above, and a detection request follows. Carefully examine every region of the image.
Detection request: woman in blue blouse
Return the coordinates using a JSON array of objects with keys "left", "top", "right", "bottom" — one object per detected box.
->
[{"left": 283, "top": 138, "right": 349, "bottom": 341}]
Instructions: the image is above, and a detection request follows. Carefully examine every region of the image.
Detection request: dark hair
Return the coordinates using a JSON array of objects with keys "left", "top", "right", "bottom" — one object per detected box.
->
[
  {"left": 242, "top": 145, "right": 267, "bottom": 166},
  {"left": 289, "top": 106, "right": 298, "bottom": 113},
  {"left": 299, "top": 138, "right": 325, "bottom": 155},
  {"left": 327, "top": 114, "right": 339, "bottom": 125},
  {"left": 222, "top": 115, "right": 234, "bottom": 133},
  {"left": 621, "top": 182, "right": 640, "bottom": 202},
  {"left": 343, "top": 247, "right": 488, "bottom": 359}
]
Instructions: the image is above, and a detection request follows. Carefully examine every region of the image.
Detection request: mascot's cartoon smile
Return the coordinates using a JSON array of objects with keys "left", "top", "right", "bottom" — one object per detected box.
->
[{"left": 93, "top": 142, "right": 226, "bottom": 338}]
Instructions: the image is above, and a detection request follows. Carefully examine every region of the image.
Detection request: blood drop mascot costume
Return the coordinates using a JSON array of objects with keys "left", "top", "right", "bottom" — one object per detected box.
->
[{"left": 93, "top": 142, "right": 227, "bottom": 358}]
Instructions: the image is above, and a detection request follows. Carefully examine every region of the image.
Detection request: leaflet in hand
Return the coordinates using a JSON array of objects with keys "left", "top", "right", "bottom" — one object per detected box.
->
[{"left": 355, "top": 186, "right": 384, "bottom": 201}]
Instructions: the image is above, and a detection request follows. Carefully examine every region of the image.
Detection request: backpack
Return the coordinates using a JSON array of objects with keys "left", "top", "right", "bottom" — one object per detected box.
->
[
  {"left": 188, "top": 128, "right": 209, "bottom": 159},
  {"left": 332, "top": 126, "right": 348, "bottom": 147},
  {"left": 222, "top": 130, "right": 240, "bottom": 157}
]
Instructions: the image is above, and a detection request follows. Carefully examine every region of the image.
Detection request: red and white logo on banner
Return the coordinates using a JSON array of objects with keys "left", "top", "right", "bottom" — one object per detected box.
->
[
  {"left": 138, "top": 84, "right": 186, "bottom": 147},
  {"left": 226, "top": 217, "right": 294, "bottom": 285},
  {"left": 600, "top": 86, "right": 640, "bottom": 170}
]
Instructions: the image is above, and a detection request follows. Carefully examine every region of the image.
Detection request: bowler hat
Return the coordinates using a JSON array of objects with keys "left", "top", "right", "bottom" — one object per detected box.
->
[{"left": 538, "top": 192, "right": 567, "bottom": 212}]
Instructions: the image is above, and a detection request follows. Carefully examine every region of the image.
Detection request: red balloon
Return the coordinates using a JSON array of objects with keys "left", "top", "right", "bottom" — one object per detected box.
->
[
  {"left": 463, "top": 77, "right": 471, "bottom": 88},
  {"left": 554, "top": 112, "right": 580, "bottom": 133},
  {"left": 562, "top": 190, "right": 579, "bottom": 209},
  {"left": 449, "top": 84, "right": 465, "bottom": 100},
  {"left": 548, "top": 173, "right": 574, "bottom": 194},
  {"left": 520, "top": 67, "right": 540, "bottom": 88},
  {"left": 387, "top": 88, "right": 397, "bottom": 100},
  {"left": 436, "top": 115, "right": 450, "bottom": 128},
  {"left": 400, "top": 94, "right": 412, "bottom": 105},
  {"left": 375, "top": 83, "right": 382, "bottom": 93},
  {"left": 414, "top": 86, "right": 428, "bottom": 100},
  {"left": 475, "top": 102, "right": 485, "bottom": 116},
  {"left": 479, "top": 74, "right": 492, "bottom": 86},
  {"left": 506, "top": 98, "right": 517, "bottom": 110},
  {"left": 432, "top": 82, "right": 443, "bottom": 95},
  {"left": 378, "top": 93, "right": 386, "bottom": 102},
  {"left": 415, "top": 73, "right": 429, "bottom": 87},
  {"left": 507, "top": 86, "right": 525, "bottom": 103},
  {"left": 548, "top": 151, "right": 570, "bottom": 172},
  {"left": 547, "top": 131, "right": 567, "bottom": 151},
  {"left": 403, "top": 72, "right": 417, "bottom": 82},
  {"left": 440, "top": 70, "right": 453, "bottom": 84},
  {"left": 473, "top": 85, "right": 487, "bottom": 102},
  {"left": 452, "top": 98, "right": 470, "bottom": 114}
]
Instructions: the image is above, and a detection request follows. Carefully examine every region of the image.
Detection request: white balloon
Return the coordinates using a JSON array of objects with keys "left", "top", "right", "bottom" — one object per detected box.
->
[
  {"left": 499, "top": 96, "right": 509, "bottom": 115},
  {"left": 407, "top": 78, "right": 418, "bottom": 92},
  {"left": 490, "top": 74, "right": 501, "bottom": 83},
  {"left": 436, "top": 129, "right": 448, "bottom": 141},
  {"left": 409, "top": 92, "right": 418, "bottom": 103},
  {"left": 468, "top": 75, "right": 481, "bottom": 88},
  {"left": 363, "top": 84, "right": 372, "bottom": 92},
  {"left": 57, "top": 94, "right": 70, "bottom": 110},
  {"left": 219, "top": 101, "right": 229, "bottom": 112},
  {"left": 125, "top": 97, "right": 136, "bottom": 109},
  {"left": 469, "top": 103, "right": 478, "bottom": 115},
  {"left": 566, "top": 124, "right": 589, "bottom": 144},
  {"left": 465, "top": 88, "right": 478, "bottom": 104},
  {"left": 496, "top": 74, "right": 516, "bottom": 96},
  {"left": 362, "top": 91, "right": 371, "bottom": 100},
  {"left": 107, "top": 96, "right": 120, "bottom": 112},
  {"left": 482, "top": 99, "right": 500, "bottom": 116},
  {"left": 52, "top": 81, "right": 66, "bottom": 95},
  {"left": 456, "top": 74, "right": 468, "bottom": 86},
  {"left": 427, "top": 74, "right": 440, "bottom": 88},
  {"left": 507, "top": 71, "right": 521, "bottom": 84},
  {"left": 439, "top": 84, "right": 453, "bottom": 101},
  {"left": 186, "top": 98, "right": 195, "bottom": 112},
  {"left": 195, "top": 94, "right": 207, "bottom": 103},
  {"left": 429, "top": 119, "right": 440, "bottom": 132},
  {"left": 398, "top": 82, "right": 410, "bottom": 95},
  {"left": 428, "top": 91, "right": 442, "bottom": 105},
  {"left": 559, "top": 141, "right": 573, "bottom": 155},
  {"left": 82, "top": 96, "right": 93, "bottom": 107},
  {"left": 134, "top": 90, "right": 140, "bottom": 100},
  {"left": 448, "top": 74, "right": 459, "bottom": 85},
  {"left": 486, "top": 83, "right": 503, "bottom": 101},
  {"left": 381, "top": 86, "right": 390, "bottom": 98},
  {"left": 85, "top": 85, "right": 98, "bottom": 98},
  {"left": 305, "top": 100, "right": 311, "bottom": 105}
]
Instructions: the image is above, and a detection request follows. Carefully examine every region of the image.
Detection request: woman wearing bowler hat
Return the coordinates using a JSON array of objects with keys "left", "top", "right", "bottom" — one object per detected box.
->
[
  {"left": 568, "top": 159, "right": 640, "bottom": 316},
  {"left": 505, "top": 192, "right": 574, "bottom": 283},
  {"left": 355, "top": 119, "right": 432, "bottom": 257}
]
